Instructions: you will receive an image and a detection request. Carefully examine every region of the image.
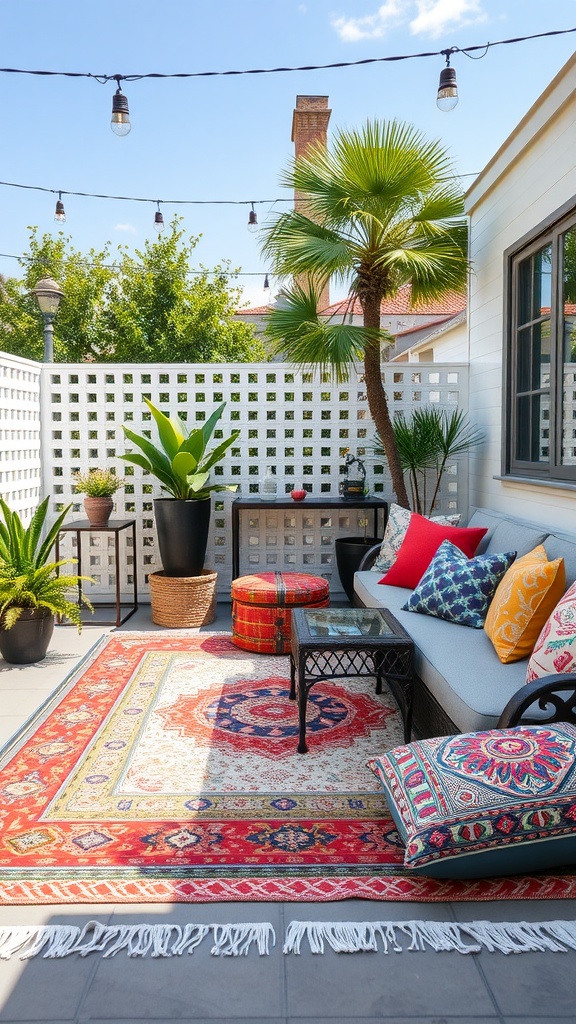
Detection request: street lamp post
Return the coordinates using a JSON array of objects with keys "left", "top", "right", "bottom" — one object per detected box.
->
[{"left": 31, "top": 277, "right": 64, "bottom": 362}]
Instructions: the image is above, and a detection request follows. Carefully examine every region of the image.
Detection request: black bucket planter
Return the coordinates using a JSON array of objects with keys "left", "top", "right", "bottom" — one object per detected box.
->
[
  {"left": 335, "top": 536, "right": 381, "bottom": 603},
  {"left": 153, "top": 497, "right": 212, "bottom": 577},
  {"left": 0, "top": 607, "right": 54, "bottom": 665}
]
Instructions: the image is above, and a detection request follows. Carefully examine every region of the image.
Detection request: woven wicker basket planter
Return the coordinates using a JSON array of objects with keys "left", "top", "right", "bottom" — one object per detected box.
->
[{"left": 149, "top": 570, "right": 217, "bottom": 628}]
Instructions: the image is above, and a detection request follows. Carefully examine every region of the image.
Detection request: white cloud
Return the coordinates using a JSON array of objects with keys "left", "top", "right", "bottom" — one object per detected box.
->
[
  {"left": 114, "top": 223, "right": 137, "bottom": 234},
  {"left": 331, "top": 1, "right": 403, "bottom": 42},
  {"left": 410, "top": 0, "right": 487, "bottom": 38}
]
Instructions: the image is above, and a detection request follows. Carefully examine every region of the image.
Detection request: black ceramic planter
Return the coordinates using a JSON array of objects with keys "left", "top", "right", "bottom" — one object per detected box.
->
[
  {"left": 335, "top": 536, "right": 381, "bottom": 603},
  {"left": 153, "top": 497, "right": 211, "bottom": 577},
  {"left": 0, "top": 608, "right": 54, "bottom": 664}
]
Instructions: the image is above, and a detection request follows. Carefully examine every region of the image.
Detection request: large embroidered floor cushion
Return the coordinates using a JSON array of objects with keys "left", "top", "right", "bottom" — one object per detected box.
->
[
  {"left": 484, "top": 546, "right": 566, "bottom": 664},
  {"left": 371, "top": 502, "right": 461, "bottom": 573},
  {"left": 368, "top": 724, "right": 576, "bottom": 879},
  {"left": 231, "top": 571, "right": 330, "bottom": 654},
  {"left": 527, "top": 580, "right": 576, "bottom": 682},
  {"left": 402, "top": 541, "right": 516, "bottom": 628}
]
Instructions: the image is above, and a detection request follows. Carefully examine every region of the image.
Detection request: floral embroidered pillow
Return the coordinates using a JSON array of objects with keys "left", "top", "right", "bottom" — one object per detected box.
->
[
  {"left": 370, "top": 502, "right": 461, "bottom": 573},
  {"left": 526, "top": 580, "right": 576, "bottom": 682},
  {"left": 368, "top": 724, "right": 576, "bottom": 878}
]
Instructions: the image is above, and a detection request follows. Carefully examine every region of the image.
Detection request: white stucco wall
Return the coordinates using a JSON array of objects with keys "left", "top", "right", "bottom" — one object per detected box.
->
[{"left": 464, "top": 52, "right": 576, "bottom": 532}]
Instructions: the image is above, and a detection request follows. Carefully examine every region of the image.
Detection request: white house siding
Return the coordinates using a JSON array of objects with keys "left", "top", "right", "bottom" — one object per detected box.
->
[
  {"left": 464, "top": 52, "right": 576, "bottom": 532},
  {"left": 416, "top": 320, "right": 468, "bottom": 364}
]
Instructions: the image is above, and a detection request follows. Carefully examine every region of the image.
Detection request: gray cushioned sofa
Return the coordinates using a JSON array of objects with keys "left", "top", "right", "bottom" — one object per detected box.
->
[{"left": 353, "top": 507, "right": 576, "bottom": 738}]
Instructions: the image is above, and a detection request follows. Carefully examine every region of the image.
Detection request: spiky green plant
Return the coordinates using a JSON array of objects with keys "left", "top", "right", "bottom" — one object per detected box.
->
[
  {"left": 0, "top": 498, "right": 93, "bottom": 630},
  {"left": 121, "top": 399, "right": 240, "bottom": 500},
  {"left": 372, "top": 408, "right": 483, "bottom": 515}
]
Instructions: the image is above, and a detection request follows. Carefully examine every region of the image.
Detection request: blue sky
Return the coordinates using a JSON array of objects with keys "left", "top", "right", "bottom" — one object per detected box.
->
[{"left": 1, "top": 0, "right": 575, "bottom": 309}]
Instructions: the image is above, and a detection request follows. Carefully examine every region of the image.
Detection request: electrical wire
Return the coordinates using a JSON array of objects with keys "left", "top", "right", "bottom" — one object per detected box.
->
[
  {"left": 0, "top": 26, "right": 573, "bottom": 81},
  {"left": 0, "top": 171, "right": 480, "bottom": 208}
]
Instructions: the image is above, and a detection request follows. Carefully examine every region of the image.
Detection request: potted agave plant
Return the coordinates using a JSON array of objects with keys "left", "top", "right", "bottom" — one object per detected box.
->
[
  {"left": 72, "top": 467, "right": 123, "bottom": 527},
  {"left": 0, "top": 498, "right": 93, "bottom": 664},
  {"left": 121, "top": 399, "right": 240, "bottom": 578}
]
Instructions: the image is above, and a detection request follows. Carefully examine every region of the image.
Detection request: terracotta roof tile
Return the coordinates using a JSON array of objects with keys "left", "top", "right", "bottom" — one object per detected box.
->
[
  {"left": 321, "top": 285, "right": 466, "bottom": 317},
  {"left": 236, "top": 305, "right": 272, "bottom": 315}
]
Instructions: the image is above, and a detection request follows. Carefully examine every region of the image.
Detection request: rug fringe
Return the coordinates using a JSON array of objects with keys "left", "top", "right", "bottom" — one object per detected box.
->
[
  {"left": 282, "top": 920, "right": 576, "bottom": 956},
  {"left": 0, "top": 921, "right": 275, "bottom": 960},
  {"left": 2, "top": 920, "right": 576, "bottom": 959}
]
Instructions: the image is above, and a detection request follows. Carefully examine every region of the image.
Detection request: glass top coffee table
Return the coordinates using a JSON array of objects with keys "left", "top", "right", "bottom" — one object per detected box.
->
[{"left": 289, "top": 606, "right": 414, "bottom": 754}]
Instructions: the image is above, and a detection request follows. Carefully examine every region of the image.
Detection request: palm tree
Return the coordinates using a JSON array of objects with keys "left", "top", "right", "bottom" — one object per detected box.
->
[{"left": 261, "top": 120, "right": 469, "bottom": 508}]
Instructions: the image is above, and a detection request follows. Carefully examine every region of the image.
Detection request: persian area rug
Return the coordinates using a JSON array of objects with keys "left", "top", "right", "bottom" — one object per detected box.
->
[{"left": 2, "top": 632, "right": 576, "bottom": 905}]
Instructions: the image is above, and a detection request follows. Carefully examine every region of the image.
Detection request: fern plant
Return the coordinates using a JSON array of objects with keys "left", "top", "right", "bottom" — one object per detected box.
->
[{"left": 0, "top": 498, "right": 93, "bottom": 630}]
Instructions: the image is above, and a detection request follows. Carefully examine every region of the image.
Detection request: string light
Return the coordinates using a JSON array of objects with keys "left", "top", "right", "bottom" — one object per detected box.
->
[
  {"left": 0, "top": 26, "right": 569, "bottom": 132},
  {"left": 247, "top": 203, "right": 258, "bottom": 233},
  {"left": 110, "top": 78, "right": 131, "bottom": 136},
  {"left": 153, "top": 201, "right": 165, "bottom": 232},
  {"left": 437, "top": 49, "right": 459, "bottom": 111},
  {"left": 0, "top": 172, "right": 480, "bottom": 228},
  {"left": 54, "top": 192, "right": 66, "bottom": 224}
]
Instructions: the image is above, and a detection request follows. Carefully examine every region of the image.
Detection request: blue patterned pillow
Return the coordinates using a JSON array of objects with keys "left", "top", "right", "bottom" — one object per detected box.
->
[
  {"left": 368, "top": 725, "right": 576, "bottom": 878},
  {"left": 402, "top": 540, "right": 516, "bottom": 628}
]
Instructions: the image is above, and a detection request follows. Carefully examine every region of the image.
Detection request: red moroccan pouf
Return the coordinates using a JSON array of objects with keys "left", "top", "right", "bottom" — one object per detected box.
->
[{"left": 231, "top": 571, "right": 330, "bottom": 654}]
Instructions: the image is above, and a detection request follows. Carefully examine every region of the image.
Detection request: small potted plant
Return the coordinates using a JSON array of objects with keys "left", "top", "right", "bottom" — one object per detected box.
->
[
  {"left": 72, "top": 468, "right": 123, "bottom": 527},
  {"left": 0, "top": 498, "right": 93, "bottom": 664}
]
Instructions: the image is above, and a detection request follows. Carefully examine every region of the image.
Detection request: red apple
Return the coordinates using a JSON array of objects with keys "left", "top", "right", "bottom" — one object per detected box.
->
[{"left": 291, "top": 489, "right": 307, "bottom": 501}]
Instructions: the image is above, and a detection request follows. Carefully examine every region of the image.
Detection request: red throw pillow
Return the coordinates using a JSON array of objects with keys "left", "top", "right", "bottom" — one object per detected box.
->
[{"left": 380, "top": 514, "right": 488, "bottom": 589}]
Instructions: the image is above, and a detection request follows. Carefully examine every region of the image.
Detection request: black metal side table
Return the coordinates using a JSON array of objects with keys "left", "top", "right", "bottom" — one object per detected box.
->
[
  {"left": 289, "top": 606, "right": 414, "bottom": 754},
  {"left": 55, "top": 519, "right": 138, "bottom": 627}
]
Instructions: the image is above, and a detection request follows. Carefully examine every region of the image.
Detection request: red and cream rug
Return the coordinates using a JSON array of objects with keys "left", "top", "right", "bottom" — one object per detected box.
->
[{"left": 1, "top": 632, "right": 576, "bottom": 905}]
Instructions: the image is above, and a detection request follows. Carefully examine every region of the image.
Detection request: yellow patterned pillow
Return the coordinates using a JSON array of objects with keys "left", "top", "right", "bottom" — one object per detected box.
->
[{"left": 484, "top": 546, "right": 566, "bottom": 664}]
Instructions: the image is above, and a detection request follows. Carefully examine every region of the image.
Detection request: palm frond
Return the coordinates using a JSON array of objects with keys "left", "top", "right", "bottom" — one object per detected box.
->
[{"left": 264, "top": 284, "right": 375, "bottom": 381}]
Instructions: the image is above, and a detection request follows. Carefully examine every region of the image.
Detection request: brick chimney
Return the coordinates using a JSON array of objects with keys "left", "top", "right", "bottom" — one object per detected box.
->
[{"left": 291, "top": 95, "right": 331, "bottom": 312}]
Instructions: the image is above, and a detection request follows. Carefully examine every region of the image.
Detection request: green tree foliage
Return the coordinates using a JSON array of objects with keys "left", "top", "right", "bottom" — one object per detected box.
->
[
  {"left": 0, "top": 219, "right": 265, "bottom": 364},
  {"left": 261, "top": 119, "right": 469, "bottom": 508}
]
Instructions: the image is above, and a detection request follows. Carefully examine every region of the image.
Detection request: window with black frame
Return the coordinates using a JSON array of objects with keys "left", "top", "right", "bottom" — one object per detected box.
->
[{"left": 506, "top": 205, "right": 576, "bottom": 483}]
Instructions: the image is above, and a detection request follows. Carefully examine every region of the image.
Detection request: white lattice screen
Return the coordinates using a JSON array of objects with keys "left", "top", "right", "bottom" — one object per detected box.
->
[
  {"left": 0, "top": 354, "right": 42, "bottom": 522},
  {"left": 39, "top": 362, "right": 469, "bottom": 599}
]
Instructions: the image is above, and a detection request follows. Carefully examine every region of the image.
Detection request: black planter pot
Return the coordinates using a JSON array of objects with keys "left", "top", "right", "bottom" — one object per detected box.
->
[
  {"left": 153, "top": 497, "right": 211, "bottom": 577},
  {"left": 0, "top": 608, "right": 54, "bottom": 664},
  {"left": 335, "top": 536, "right": 381, "bottom": 603}
]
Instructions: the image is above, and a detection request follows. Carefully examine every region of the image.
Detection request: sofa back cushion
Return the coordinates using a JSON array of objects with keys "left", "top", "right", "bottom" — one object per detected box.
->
[{"left": 544, "top": 534, "right": 576, "bottom": 587}]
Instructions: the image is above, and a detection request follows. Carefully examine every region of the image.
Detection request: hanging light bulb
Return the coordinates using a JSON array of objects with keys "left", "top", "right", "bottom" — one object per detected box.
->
[
  {"left": 247, "top": 202, "right": 258, "bottom": 233},
  {"left": 263, "top": 273, "right": 270, "bottom": 290},
  {"left": 54, "top": 192, "right": 66, "bottom": 224},
  {"left": 154, "top": 201, "right": 165, "bottom": 232},
  {"left": 437, "top": 51, "right": 458, "bottom": 111},
  {"left": 111, "top": 78, "right": 131, "bottom": 136}
]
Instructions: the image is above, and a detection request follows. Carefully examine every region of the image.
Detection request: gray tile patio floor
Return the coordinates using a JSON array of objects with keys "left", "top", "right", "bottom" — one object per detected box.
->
[{"left": 0, "top": 604, "right": 575, "bottom": 1023}]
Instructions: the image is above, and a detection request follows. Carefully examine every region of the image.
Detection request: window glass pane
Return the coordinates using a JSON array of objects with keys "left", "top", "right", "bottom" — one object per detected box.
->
[
  {"left": 518, "top": 244, "right": 552, "bottom": 325},
  {"left": 516, "top": 394, "right": 549, "bottom": 463},
  {"left": 516, "top": 322, "right": 550, "bottom": 393},
  {"left": 560, "top": 228, "right": 576, "bottom": 465}
]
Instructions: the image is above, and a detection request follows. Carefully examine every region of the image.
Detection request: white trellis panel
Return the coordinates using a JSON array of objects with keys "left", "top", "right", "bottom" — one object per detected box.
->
[
  {"left": 0, "top": 353, "right": 42, "bottom": 523},
  {"left": 39, "top": 362, "right": 469, "bottom": 599}
]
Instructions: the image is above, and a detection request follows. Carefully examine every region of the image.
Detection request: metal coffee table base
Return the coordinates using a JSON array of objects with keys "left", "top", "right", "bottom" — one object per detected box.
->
[{"left": 289, "top": 608, "right": 414, "bottom": 754}]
